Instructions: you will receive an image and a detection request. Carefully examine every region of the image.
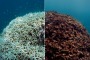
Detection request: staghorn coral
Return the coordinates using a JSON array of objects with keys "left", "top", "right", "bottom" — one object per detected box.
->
[
  {"left": 0, "top": 12, "right": 45, "bottom": 60},
  {"left": 45, "top": 11, "right": 90, "bottom": 60}
]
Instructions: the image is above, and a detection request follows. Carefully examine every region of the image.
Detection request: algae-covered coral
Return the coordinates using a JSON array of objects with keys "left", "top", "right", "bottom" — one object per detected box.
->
[
  {"left": 0, "top": 12, "right": 45, "bottom": 60},
  {"left": 45, "top": 11, "right": 90, "bottom": 60}
]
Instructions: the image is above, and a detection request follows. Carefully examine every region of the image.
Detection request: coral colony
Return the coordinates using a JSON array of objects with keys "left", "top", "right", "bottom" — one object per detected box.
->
[
  {"left": 0, "top": 12, "right": 45, "bottom": 60},
  {"left": 45, "top": 12, "right": 90, "bottom": 60},
  {"left": 0, "top": 11, "right": 90, "bottom": 60}
]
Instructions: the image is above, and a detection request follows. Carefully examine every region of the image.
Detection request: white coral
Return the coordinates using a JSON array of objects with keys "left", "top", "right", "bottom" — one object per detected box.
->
[{"left": 0, "top": 12, "right": 45, "bottom": 60}]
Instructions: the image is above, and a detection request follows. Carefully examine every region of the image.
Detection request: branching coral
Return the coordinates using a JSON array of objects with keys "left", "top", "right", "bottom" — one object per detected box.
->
[
  {"left": 0, "top": 12, "right": 45, "bottom": 60},
  {"left": 45, "top": 11, "right": 90, "bottom": 60}
]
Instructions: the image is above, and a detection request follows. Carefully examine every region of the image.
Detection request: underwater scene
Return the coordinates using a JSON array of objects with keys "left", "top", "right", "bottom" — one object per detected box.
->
[
  {"left": 0, "top": 0, "right": 90, "bottom": 60},
  {"left": 45, "top": 0, "right": 90, "bottom": 34},
  {"left": 45, "top": 0, "right": 90, "bottom": 60},
  {"left": 0, "top": 0, "right": 45, "bottom": 60}
]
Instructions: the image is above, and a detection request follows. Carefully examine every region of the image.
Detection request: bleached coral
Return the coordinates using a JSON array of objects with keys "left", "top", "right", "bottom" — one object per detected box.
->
[{"left": 0, "top": 12, "right": 45, "bottom": 60}]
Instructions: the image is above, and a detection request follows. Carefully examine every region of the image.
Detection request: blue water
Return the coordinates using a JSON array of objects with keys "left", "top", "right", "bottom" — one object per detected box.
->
[
  {"left": 45, "top": 0, "right": 90, "bottom": 33},
  {"left": 0, "top": 0, "right": 44, "bottom": 33}
]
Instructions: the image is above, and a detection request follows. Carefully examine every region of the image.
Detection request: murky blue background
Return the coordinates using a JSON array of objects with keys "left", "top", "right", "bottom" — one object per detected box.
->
[
  {"left": 45, "top": 0, "right": 90, "bottom": 33},
  {"left": 0, "top": 0, "right": 44, "bottom": 33}
]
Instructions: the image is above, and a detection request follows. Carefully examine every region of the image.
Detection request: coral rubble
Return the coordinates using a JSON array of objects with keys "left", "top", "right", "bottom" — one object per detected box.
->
[
  {"left": 0, "top": 12, "right": 45, "bottom": 60},
  {"left": 45, "top": 11, "right": 90, "bottom": 60}
]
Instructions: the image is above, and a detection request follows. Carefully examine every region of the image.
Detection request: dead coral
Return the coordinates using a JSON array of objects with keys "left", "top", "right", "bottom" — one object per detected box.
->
[{"left": 45, "top": 11, "right": 90, "bottom": 60}]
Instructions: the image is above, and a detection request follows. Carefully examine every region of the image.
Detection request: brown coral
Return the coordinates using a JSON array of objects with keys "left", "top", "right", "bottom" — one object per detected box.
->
[{"left": 45, "top": 11, "right": 90, "bottom": 60}]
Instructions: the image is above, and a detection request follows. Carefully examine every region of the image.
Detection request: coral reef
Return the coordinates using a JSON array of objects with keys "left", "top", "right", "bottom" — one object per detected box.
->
[
  {"left": 45, "top": 11, "right": 90, "bottom": 60},
  {"left": 0, "top": 12, "right": 45, "bottom": 60}
]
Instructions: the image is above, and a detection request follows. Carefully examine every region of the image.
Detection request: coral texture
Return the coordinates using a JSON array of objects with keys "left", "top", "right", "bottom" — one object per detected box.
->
[
  {"left": 0, "top": 12, "right": 45, "bottom": 60},
  {"left": 45, "top": 11, "right": 90, "bottom": 60}
]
